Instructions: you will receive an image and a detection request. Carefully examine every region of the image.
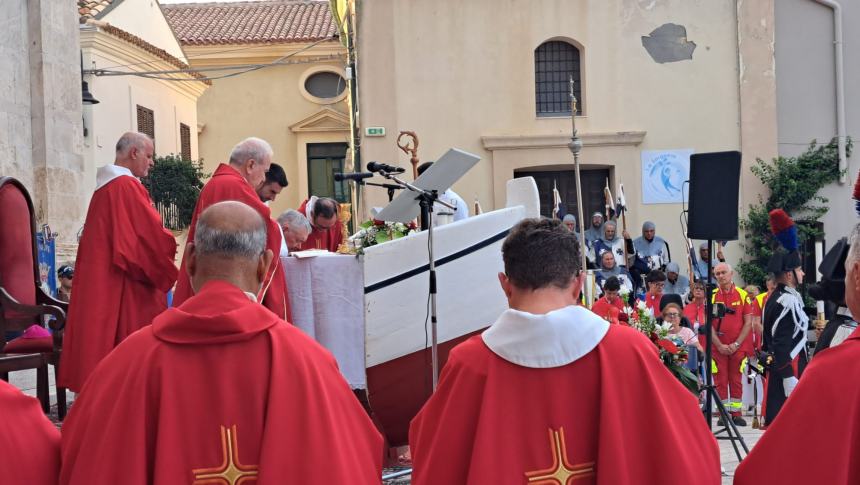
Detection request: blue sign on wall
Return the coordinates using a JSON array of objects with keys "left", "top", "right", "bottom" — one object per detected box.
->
[
  {"left": 36, "top": 232, "right": 56, "bottom": 296},
  {"left": 641, "top": 149, "right": 693, "bottom": 204}
]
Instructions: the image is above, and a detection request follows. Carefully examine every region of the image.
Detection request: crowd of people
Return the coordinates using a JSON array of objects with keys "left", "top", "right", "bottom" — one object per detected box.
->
[{"left": 2, "top": 131, "right": 858, "bottom": 484}]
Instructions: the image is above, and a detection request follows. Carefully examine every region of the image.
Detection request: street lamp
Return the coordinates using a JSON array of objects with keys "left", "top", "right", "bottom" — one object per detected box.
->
[{"left": 81, "top": 52, "right": 99, "bottom": 105}]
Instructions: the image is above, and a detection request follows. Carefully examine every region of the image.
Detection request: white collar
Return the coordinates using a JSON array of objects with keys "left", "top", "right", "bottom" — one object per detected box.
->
[
  {"left": 95, "top": 164, "right": 135, "bottom": 190},
  {"left": 244, "top": 291, "right": 258, "bottom": 303},
  {"left": 482, "top": 305, "right": 609, "bottom": 368},
  {"left": 306, "top": 195, "right": 319, "bottom": 222}
]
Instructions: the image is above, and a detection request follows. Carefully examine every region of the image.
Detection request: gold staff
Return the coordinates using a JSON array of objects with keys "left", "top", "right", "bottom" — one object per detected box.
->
[{"left": 568, "top": 77, "right": 587, "bottom": 272}]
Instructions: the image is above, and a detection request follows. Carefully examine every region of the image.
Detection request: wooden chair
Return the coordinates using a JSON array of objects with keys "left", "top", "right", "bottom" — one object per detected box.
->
[{"left": 0, "top": 177, "right": 68, "bottom": 419}]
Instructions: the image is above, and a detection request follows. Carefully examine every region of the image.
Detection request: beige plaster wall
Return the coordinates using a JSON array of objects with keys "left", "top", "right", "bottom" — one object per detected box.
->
[
  {"left": 356, "top": 0, "right": 777, "bottom": 277},
  {"left": 192, "top": 52, "right": 349, "bottom": 218},
  {"left": 775, "top": 0, "right": 859, "bottom": 243}
]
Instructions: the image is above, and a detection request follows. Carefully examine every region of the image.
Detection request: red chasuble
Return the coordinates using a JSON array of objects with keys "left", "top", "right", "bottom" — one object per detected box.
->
[
  {"left": 0, "top": 380, "right": 60, "bottom": 485},
  {"left": 297, "top": 198, "right": 343, "bottom": 252},
  {"left": 410, "top": 308, "right": 720, "bottom": 485},
  {"left": 59, "top": 281, "right": 382, "bottom": 485},
  {"left": 58, "top": 169, "right": 178, "bottom": 392},
  {"left": 173, "top": 164, "right": 290, "bottom": 321},
  {"left": 734, "top": 328, "right": 860, "bottom": 484}
]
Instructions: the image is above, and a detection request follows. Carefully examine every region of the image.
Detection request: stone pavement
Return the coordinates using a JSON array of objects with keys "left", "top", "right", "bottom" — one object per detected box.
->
[
  {"left": 9, "top": 366, "right": 59, "bottom": 400},
  {"left": 714, "top": 415, "right": 765, "bottom": 485},
  {"left": 8, "top": 369, "right": 763, "bottom": 484}
]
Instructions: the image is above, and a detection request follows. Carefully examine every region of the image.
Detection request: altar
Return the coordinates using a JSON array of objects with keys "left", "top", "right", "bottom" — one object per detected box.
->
[{"left": 283, "top": 176, "right": 540, "bottom": 445}]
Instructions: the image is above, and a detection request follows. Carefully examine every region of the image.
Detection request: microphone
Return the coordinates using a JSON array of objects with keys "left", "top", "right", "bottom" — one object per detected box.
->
[
  {"left": 366, "top": 161, "right": 405, "bottom": 174},
  {"left": 334, "top": 172, "right": 374, "bottom": 182}
]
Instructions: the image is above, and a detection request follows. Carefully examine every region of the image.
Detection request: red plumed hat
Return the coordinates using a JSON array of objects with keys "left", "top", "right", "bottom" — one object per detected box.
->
[{"left": 853, "top": 170, "right": 860, "bottom": 217}]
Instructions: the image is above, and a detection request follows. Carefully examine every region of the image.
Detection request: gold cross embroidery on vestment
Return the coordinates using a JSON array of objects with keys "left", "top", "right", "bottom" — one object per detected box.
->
[
  {"left": 192, "top": 425, "right": 259, "bottom": 485},
  {"left": 524, "top": 427, "right": 595, "bottom": 484}
]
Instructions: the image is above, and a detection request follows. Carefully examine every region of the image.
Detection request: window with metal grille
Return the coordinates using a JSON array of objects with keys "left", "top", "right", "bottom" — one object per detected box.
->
[
  {"left": 179, "top": 123, "right": 191, "bottom": 160},
  {"left": 535, "top": 41, "right": 582, "bottom": 116},
  {"left": 136, "top": 105, "right": 155, "bottom": 149}
]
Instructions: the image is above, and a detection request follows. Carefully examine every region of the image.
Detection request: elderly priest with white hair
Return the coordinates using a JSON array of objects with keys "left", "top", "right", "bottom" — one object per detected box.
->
[{"left": 173, "top": 137, "right": 291, "bottom": 321}]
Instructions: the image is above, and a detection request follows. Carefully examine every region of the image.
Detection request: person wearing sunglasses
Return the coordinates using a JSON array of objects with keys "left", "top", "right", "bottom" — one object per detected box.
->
[{"left": 662, "top": 303, "right": 703, "bottom": 353}]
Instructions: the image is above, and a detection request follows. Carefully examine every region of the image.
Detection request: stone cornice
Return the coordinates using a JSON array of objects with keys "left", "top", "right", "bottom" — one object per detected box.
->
[
  {"left": 481, "top": 131, "right": 647, "bottom": 151},
  {"left": 289, "top": 108, "right": 350, "bottom": 133},
  {"left": 183, "top": 42, "right": 347, "bottom": 68}
]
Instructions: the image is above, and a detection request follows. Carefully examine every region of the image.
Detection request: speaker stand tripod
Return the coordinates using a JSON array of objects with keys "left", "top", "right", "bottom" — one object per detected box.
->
[{"left": 702, "top": 239, "right": 749, "bottom": 463}]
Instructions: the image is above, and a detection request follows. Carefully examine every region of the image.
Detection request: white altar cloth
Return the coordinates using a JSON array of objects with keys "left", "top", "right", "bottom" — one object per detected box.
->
[{"left": 283, "top": 253, "right": 366, "bottom": 389}]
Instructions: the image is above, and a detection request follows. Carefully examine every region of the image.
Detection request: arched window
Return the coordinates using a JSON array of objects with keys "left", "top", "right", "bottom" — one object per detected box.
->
[{"left": 535, "top": 41, "right": 582, "bottom": 116}]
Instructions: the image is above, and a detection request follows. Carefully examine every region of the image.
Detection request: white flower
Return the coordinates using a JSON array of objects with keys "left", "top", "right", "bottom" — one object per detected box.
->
[{"left": 636, "top": 300, "right": 647, "bottom": 312}]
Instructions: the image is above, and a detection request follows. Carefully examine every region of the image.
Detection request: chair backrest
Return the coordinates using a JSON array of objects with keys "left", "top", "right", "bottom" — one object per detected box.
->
[
  {"left": 685, "top": 344, "right": 699, "bottom": 372},
  {"left": 0, "top": 177, "right": 39, "bottom": 332}
]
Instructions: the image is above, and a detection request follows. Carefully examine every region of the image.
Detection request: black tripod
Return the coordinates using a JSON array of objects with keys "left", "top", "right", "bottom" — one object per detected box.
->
[{"left": 701, "top": 239, "right": 749, "bottom": 462}]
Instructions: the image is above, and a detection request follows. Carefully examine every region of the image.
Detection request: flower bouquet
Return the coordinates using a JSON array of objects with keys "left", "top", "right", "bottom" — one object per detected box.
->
[
  {"left": 625, "top": 301, "right": 700, "bottom": 394},
  {"left": 350, "top": 219, "right": 418, "bottom": 254}
]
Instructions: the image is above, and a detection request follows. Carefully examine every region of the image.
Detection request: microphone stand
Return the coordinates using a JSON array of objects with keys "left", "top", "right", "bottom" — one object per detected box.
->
[
  {"left": 362, "top": 181, "right": 403, "bottom": 202},
  {"left": 376, "top": 169, "right": 456, "bottom": 391}
]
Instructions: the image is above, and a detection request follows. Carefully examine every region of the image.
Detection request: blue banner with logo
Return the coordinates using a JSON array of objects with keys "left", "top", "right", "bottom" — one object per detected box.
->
[{"left": 36, "top": 232, "right": 56, "bottom": 296}]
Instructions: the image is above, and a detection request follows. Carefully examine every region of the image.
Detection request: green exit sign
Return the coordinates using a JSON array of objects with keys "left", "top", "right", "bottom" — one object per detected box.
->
[{"left": 365, "top": 127, "right": 386, "bottom": 137}]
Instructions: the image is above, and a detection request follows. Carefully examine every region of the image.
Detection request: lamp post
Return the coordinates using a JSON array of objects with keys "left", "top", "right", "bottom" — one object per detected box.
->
[{"left": 568, "top": 77, "right": 586, "bottom": 271}]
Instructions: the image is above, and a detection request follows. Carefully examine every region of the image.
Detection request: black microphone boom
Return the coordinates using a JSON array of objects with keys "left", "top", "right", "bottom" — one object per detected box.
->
[
  {"left": 366, "top": 161, "right": 405, "bottom": 174},
  {"left": 333, "top": 172, "right": 374, "bottom": 182}
]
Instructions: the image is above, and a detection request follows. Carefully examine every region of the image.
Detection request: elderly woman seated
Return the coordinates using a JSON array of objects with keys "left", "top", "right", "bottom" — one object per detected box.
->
[{"left": 662, "top": 303, "right": 703, "bottom": 353}]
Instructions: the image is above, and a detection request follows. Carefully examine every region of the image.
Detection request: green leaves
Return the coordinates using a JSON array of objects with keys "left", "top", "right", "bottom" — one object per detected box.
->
[
  {"left": 738, "top": 137, "right": 851, "bottom": 286},
  {"left": 141, "top": 155, "right": 209, "bottom": 231}
]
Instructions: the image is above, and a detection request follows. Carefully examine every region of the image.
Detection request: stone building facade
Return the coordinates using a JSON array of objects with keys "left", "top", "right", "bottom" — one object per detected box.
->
[{"left": 1, "top": 0, "right": 85, "bottom": 261}]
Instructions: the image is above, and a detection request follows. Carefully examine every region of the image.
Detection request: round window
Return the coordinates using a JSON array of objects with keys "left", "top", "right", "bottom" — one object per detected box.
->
[{"left": 304, "top": 71, "right": 346, "bottom": 99}]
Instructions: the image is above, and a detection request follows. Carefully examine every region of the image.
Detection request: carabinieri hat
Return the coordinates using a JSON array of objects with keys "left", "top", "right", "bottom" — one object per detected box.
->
[{"left": 767, "top": 209, "right": 802, "bottom": 273}]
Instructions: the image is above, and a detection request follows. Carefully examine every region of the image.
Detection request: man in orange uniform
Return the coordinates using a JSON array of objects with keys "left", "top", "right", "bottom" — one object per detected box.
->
[{"left": 711, "top": 262, "right": 754, "bottom": 426}]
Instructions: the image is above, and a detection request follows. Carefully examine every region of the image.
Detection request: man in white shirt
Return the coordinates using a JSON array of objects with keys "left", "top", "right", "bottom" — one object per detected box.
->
[{"left": 417, "top": 162, "right": 469, "bottom": 223}]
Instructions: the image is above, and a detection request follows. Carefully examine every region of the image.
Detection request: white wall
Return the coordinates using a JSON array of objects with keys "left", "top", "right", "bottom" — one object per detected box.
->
[
  {"left": 102, "top": 0, "right": 187, "bottom": 62},
  {"left": 775, "top": 0, "right": 859, "bottom": 244},
  {"left": 81, "top": 40, "right": 202, "bottom": 200}
]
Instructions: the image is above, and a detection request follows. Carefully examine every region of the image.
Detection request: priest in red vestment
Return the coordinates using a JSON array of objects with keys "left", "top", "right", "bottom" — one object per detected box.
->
[
  {"left": 58, "top": 132, "right": 178, "bottom": 392},
  {"left": 173, "top": 137, "right": 291, "bottom": 321},
  {"left": 0, "top": 380, "right": 60, "bottom": 485},
  {"left": 297, "top": 196, "right": 343, "bottom": 252},
  {"left": 59, "top": 201, "right": 382, "bottom": 484},
  {"left": 735, "top": 223, "right": 860, "bottom": 484},
  {"left": 410, "top": 219, "right": 720, "bottom": 485}
]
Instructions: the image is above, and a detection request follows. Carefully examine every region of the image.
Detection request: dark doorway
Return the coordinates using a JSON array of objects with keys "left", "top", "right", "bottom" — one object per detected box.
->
[
  {"left": 307, "top": 142, "right": 351, "bottom": 203},
  {"left": 514, "top": 167, "right": 611, "bottom": 221}
]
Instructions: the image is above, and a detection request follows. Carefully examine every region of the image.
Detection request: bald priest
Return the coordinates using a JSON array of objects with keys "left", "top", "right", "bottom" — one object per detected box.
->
[{"left": 59, "top": 202, "right": 382, "bottom": 484}]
